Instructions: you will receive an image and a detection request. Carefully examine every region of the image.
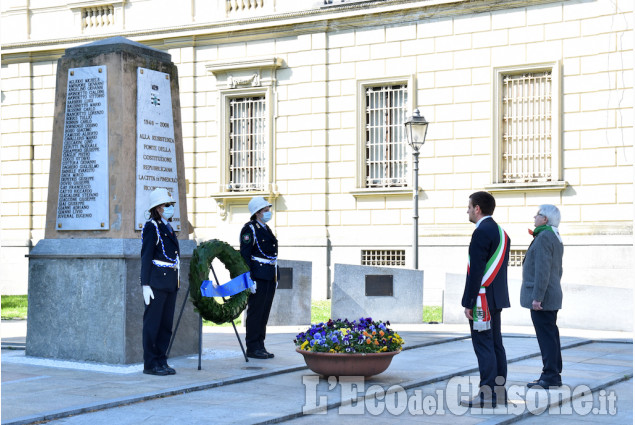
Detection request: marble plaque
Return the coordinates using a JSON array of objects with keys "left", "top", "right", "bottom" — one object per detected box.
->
[
  {"left": 56, "top": 65, "right": 109, "bottom": 230},
  {"left": 135, "top": 68, "right": 181, "bottom": 230}
]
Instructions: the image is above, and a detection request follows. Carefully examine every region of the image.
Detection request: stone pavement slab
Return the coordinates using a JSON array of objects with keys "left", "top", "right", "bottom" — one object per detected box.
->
[{"left": 1, "top": 321, "right": 632, "bottom": 425}]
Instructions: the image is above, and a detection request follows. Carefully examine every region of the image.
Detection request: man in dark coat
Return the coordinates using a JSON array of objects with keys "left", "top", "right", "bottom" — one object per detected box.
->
[
  {"left": 460, "top": 191, "right": 511, "bottom": 408},
  {"left": 240, "top": 196, "right": 278, "bottom": 360}
]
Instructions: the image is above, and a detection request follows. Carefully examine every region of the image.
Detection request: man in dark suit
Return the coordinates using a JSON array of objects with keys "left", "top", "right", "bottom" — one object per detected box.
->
[{"left": 460, "top": 191, "right": 511, "bottom": 408}]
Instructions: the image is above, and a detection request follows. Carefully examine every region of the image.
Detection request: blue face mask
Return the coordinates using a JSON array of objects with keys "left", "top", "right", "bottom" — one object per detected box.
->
[
  {"left": 262, "top": 211, "right": 272, "bottom": 222},
  {"left": 162, "top": 205, "right": 175, "bottom": 219}
]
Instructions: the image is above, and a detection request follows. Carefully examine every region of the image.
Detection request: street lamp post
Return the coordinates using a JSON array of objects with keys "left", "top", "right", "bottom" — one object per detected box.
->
[{"left": 404, "top": 109, "right": 429, "bottom": 269}]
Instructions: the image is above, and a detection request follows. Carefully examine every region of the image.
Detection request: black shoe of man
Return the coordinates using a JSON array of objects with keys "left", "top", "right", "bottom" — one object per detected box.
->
[
  {"left": 263, "top": 349, "right": 275, "bottom": 359},
  {"left": 246, "top": 349, "right": 269, "bottom": 359},
  {"left": 527, "top": 379, "right": 562, "bottom": 389},
  {"left": 143, "top": 365, "right": 170, "bottom": 376},
  {"left": 162, "top": 365, "right": 177, "bottom": 375}
]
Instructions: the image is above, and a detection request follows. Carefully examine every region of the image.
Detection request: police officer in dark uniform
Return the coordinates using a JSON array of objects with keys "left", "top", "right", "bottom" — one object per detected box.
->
[
  {"left": 240, "top": 196, "right": 278, "bottom": 359},
  {"left": 140, "top": 188, "right": 180, "bottom": 376}
]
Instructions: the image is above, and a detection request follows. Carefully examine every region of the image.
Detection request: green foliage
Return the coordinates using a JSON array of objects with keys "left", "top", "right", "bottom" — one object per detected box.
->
[
  {"left": 189, "top": 239, "right": 251, "bottom": 325},
  {"left": 311, "top": 300, "right": 331, "bottom": 324},
  {"left": 1, "top": 295, "right": 28, "bottom": 319},
  {"left": 423, "top": 306, "right": 442, "bottom": 323}
]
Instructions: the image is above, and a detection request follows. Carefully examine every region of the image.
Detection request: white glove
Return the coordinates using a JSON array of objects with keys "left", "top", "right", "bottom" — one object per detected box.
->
[
  {"left": 250, "top": 282, "right": 257, "bottom": 294},
  {"left": 143, "top": 285, "right": 154, "bottom": 305}
]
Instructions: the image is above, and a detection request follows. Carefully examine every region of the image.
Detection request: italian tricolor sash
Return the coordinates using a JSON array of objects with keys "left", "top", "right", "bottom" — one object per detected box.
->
[{"left": 468, "top": 225, "right": 509, "bottom": 332}]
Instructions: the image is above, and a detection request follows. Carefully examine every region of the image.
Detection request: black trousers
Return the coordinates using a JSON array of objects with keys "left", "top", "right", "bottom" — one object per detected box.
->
[
  {"left": 143, "top": 288, "right": 177, "bottom": 369},
  {"left": 531, "top": 309, "right": 562, "bottom": 383},
  {"left": 469, "top": 308, "right": 507, "bottom": 397},
  {"left": 245, "top": 278, "right": 276, "bottom": 352}
]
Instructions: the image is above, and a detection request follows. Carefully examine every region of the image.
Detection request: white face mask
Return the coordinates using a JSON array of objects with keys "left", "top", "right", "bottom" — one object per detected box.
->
[
  {"left": 262, "top": 211, "right": 272, "bottom": 222},
  {"left": 162, "top": 205, "right": 175, "bottom": 219}
]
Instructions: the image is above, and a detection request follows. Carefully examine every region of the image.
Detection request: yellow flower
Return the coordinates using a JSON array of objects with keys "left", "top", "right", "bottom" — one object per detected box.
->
[
  {"left": 329, "top": 349, "right": 335, "bottom": 353},
  {"left": 341, "top": 328, "right": 350, "bottom": 335},
  {"left": 301, "top": 341, "right": 309, "bottom": 350},
  {"left": 380, "top": 346, "right": 388, "bottom": 352}
]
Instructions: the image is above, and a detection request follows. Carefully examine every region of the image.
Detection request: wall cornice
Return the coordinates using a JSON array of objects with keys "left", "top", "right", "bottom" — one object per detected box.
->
[{"left": 1, "top": 0, "right": 564, "bottom": 57}]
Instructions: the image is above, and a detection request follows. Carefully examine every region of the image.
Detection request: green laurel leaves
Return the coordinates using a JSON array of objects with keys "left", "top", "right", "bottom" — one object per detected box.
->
[{"left": 189, "top": 239, "right": 251, "bottom": 324}]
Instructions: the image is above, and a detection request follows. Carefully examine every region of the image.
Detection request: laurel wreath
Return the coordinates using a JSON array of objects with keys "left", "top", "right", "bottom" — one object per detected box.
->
[{"left": 189, "top": 239, "right": 251, "bottom": 324}]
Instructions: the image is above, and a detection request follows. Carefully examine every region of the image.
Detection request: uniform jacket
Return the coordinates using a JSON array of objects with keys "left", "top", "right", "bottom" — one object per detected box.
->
[
  {"left": 462, "top": 217, "right": 511, "bottom": 311},
  {"left": 520, "top": 229, "right": 563, "bottom": 311},
  {"left": 240, "top": 220, "right": 278, "bottom": 281},
  {"left": 140, "top": 219, "right": 180, "bottom": 292}
]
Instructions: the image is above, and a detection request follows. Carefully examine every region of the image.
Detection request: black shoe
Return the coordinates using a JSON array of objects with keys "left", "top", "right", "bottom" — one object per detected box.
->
[
  {"left": 246, "top": 349, "right": 269, "bottom": 359},
  {"left": 143, "top": 366, "right": 169, "bottom": 376},
  {"left": 459, "top": 395, "right": 496, "bottom": 408},
  {"left": 262, "top": 349, "right": 275, "bottom": 358},
  {"left": 527, "top": 379, "right": 562, "bottom": 389},
  {"left": 162, "top": 365, "right": 176, "bottom": 375}
]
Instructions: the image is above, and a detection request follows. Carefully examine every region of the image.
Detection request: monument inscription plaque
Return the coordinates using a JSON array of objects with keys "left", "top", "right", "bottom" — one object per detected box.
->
[
  {"left": 135, "top": 67, "right": 181, "bottom": 230},
  {"left": 56, "top": 65, "right": 109, "bottom": 230}
]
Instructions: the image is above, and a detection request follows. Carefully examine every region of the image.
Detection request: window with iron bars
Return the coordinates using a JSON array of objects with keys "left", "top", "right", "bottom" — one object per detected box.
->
[
  {"left": 361, "top": 250, "right": 406, "bottom": 267},
  {"left": 365, "top": 85, "right": 408, "bottom": 188},
  {"left": 509, "top": 249, "right": 527, "bottom": 267},
  {"left": 228, "top": 96, "right": 266, "bottom": 192},
  {"left": 501, "top": 71, "right": 553, "bottom": 184}
]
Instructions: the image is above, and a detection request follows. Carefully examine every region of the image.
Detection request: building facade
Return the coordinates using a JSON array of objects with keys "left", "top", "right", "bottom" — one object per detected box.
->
[{"left": 1, "top": 0, "right": 633, "bottom": 304}]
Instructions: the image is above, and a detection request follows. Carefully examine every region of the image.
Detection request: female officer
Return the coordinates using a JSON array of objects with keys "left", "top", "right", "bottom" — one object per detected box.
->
[
  {"left": 140, "top": 188, "right": 180, "bottom": 376},
  {"left": 240, "top": 196, "right": 278, "bottom": 359}
]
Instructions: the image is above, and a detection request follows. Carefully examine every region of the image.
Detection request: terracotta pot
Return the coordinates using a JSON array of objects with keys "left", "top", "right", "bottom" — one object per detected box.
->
[{"left": 296, "top": 348, "right": 400, "bottom": 377}]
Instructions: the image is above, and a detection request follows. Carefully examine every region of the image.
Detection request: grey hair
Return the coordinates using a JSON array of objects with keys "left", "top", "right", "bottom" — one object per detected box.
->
[{"left": 538, "top": 204, "right": 561, "bottom": 227}]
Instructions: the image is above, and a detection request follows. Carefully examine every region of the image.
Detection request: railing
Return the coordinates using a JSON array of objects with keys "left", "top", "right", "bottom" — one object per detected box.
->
[
  {"left": 82, "top": 5, "right": 115, "bottom": 30},
  {"left": 227, "top": 0, "right": 265, "bottom": 15}
]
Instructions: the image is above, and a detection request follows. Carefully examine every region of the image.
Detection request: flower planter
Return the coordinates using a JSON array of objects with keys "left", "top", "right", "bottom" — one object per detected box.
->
[{"left": 296, "top": 348, "right": 400, "bottom": 377}]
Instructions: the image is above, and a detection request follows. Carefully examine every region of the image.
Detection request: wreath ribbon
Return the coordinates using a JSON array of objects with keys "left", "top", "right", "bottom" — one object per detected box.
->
[
  {"left": 189, "top": 239, "right": 251, "bottom": 324},
  {"left": 201, "top": 272, "right": 255, "bottom": 298}
]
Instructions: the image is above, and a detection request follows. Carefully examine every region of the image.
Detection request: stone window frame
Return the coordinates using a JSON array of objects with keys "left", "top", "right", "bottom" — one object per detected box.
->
[
  {"left": 486, "top": 61, "right": 567, "bottom": 194},
  {"left": 351, "top": 75, "right": 416, "bottom": 198},
  {"left": 206, "top": 57, "right": 282, "bottom": 219}
]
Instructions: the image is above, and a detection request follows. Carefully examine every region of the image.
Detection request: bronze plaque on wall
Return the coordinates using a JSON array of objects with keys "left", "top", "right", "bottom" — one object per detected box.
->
[
  {"left": 365, "top": 275, "right": 393, "bottom": 296},
  {"left": 277, "top": 267, "right": 293, "bottom": 289}
]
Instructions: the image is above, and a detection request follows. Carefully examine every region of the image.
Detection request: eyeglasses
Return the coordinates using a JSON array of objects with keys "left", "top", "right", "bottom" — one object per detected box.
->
[
  {"left": 163, "top": 203, "right": 175, "bottom": 208},
  {"left": 535, "top": 213, "right": 545, "bottom": 218}
]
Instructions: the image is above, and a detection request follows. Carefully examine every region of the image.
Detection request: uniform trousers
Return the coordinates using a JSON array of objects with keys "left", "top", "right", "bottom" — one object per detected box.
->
[
  {"left": 143, "top": 288, "right": 177, "bottom": 369},
  {"left": 469, "top": 308, "right": 507, "bottom": 399},
  {"left": 245, "top": 278, "right": 276, "bottom": 352},
  {"left": 530, "top": 309, "right": 562, "bottom": 383}
]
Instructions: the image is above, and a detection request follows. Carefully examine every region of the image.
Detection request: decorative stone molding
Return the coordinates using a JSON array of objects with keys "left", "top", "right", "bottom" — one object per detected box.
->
[
  {"left": 210, "top": 184, "right": 279, "bottom": 220},
  {"left": 206, "top": 57, "right": 283, "bottom": 91},
  {"left": 68, "top": 1, "right": 125, "bottom": 33}
]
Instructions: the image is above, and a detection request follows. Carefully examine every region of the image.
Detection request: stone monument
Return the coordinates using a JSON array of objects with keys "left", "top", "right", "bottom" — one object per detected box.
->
[
  {"left": 27, "top": 37, "right": 198, "bottom": 364},
  {"left": 331, "top": 264, "right": 423, "bottom": 324}
]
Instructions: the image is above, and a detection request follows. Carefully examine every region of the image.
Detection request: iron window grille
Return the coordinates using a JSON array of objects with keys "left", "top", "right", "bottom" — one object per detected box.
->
[
  {"left": 365, "top": 84, "right": 408, "bottom": 188},
  {"left": 501, "top": 71, "right": 553, "bottom": 183},
  {"left": 228, "top": 96, "right": 267, "bottom": 192},
  {"left": 361, "top": 250, "right": 406, "bottom": 267}
]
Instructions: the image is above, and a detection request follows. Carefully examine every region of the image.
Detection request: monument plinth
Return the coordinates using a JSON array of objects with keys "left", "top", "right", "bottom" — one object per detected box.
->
[{"left": 27, "top": 37, "right": 198, "bottom": 364}]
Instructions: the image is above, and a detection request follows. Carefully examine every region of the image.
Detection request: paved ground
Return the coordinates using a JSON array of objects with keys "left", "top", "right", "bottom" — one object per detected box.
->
[{"left": 1, "top": 320, "right": 632, "bottom": 424}]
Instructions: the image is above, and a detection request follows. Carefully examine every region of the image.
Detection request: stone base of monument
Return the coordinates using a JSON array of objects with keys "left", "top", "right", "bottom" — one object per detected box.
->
[
  {"left": 241, "top": 259, "right": 312, "bottom": 326},
  {"left": 331, "top": 264, "right": 423, "bottom": 324},
  {"left": 268, "top": 259, "right": 312, "bottom": 326},
  {"left": 27, "top": 239, "right": 198, "bottom": 364}
]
